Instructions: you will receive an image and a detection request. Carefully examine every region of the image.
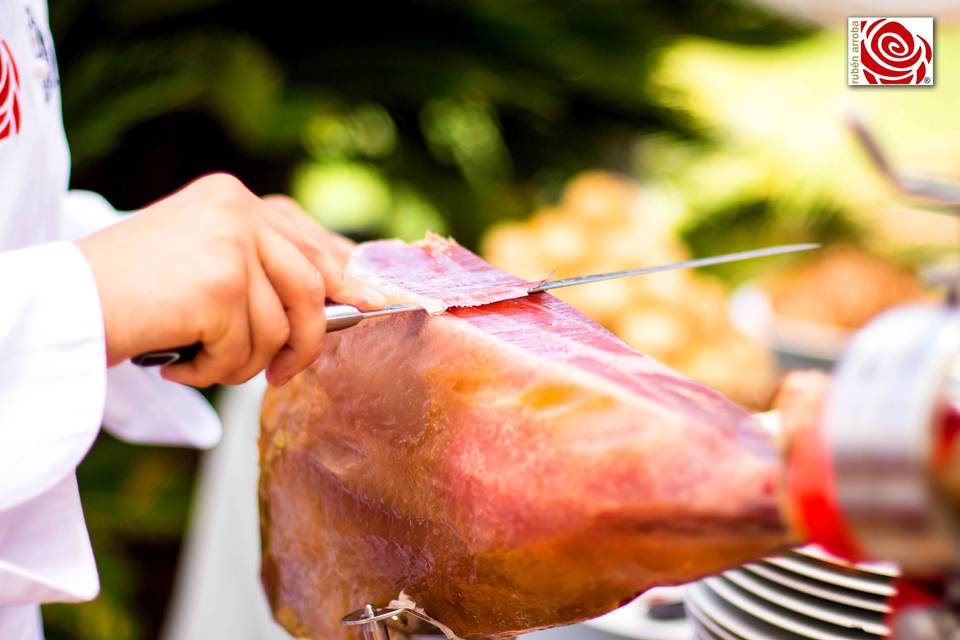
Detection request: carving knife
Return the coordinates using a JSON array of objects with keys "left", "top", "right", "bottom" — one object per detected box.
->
[{"left": 133, "top": 242, "right": 818, "bottom": 367}]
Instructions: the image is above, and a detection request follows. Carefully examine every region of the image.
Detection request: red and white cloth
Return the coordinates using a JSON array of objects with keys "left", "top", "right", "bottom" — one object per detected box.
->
[{"left": 0, "top": 2, "right": 222, "bottom": 637}]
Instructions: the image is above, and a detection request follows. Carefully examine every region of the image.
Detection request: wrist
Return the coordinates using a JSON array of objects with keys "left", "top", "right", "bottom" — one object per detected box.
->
[{"left": 75, "top": 236, "right": 128, "bottom": 365}]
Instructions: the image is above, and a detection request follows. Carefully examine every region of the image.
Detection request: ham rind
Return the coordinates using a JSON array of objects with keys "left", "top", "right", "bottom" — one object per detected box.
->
[
  {"left": 259, "top": 237, "right": 795, "bottom": 640},
  {"left": 346, "top": 233, "right": 535, "bottom": 313}
]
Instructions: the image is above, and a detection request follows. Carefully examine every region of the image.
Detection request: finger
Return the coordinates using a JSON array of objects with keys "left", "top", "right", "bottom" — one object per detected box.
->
[
  {"left": 322, "top": 230, "right": 355, "bottom": 263},
  {"left": 262, "top": 195, "right": 356, "bottom": 262},
  {"left": 161, "top": 292, "right": 252, "bottom": 388},
  {"left": 261, "top": 196, "right": 383, "bottom": 309},
  {"left": 256, "top": 227, "right": 329, "bottom": 385},
  {"left": 259, "top": 197, "right": 347, "bottom": 286},
  {"left": 222, "top": 263, "right": 290, "bottom": 385}
]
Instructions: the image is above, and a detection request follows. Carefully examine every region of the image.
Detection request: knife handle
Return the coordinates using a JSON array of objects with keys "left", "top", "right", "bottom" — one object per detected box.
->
[
  {"left": 322, "top": 304, "right": 365, "bottom": 332},
  {"left": 131, "top": 305, "right": 367, "bottom": 367},
  {"left": 131, "top": 343, "right": 203, "bottom": 367}
]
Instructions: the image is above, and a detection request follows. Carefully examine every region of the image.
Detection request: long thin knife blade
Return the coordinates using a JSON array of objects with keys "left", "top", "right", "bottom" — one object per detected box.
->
[{"left": 528, "top": 243, "right": 820, "bottom": 294}]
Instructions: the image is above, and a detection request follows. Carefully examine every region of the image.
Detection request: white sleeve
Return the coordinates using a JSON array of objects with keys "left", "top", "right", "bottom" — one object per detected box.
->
[
  {"left": 60, "top": 191, "right": 222, "bottom": 449},
  {"left": 0, "top": 242, "right": 103, "bottom": 606},
  {"left": 0, "top": 241, "right": 106, "bottom": 511},
  {"left": 0, "top": 474, "right": 99, "bottom": 604}
]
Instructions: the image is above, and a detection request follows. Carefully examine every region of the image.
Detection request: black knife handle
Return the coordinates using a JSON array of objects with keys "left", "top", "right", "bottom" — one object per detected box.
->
[
  {"left": 131, "top": 342, "right": 202, "bottom": 367},
  {"left": 131, "top": 304, "right": 383, "bottom": 367}
]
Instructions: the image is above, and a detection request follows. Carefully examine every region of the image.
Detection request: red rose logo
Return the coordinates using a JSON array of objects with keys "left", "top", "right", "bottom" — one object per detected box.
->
[
  {"left": 0, "top": 39, "right": 21, "bottom": 140},
  {"left": 861, "top": 19, "right": 932, "bottom": 85}
]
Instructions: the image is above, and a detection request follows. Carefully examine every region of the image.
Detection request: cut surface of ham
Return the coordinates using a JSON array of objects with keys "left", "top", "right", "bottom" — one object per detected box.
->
[{"left": 259, "top": 235, "right": 795, "bottom": 640}]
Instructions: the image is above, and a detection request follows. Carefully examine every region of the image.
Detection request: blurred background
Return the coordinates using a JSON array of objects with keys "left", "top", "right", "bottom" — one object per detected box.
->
[{"left": 45, "top": 1, "right": 959, "bottom": 638}]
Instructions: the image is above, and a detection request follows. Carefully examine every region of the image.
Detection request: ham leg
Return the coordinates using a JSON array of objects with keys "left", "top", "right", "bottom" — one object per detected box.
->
[{"left": 259, "top": 235, "right": 796, "bottom": 639}]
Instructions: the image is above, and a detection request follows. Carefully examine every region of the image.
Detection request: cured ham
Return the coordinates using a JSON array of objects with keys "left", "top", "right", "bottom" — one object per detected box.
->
[{"left": 259, "top": 235, "right": 796, "bottom": 639}]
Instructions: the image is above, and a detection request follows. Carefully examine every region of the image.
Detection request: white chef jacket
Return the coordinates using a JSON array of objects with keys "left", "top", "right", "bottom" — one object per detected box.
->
[{"left": 0, "top": 2, "right": 222, "bottom": 638}]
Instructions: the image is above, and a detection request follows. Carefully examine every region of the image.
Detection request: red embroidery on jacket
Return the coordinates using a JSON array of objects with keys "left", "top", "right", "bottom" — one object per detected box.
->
[{"left": 0, "top": 40, "right": 22, "bottom": 140}]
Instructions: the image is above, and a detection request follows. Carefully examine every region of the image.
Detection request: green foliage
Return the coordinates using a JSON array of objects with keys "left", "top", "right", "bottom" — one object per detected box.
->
[
  {"left": 681, "top": 196, "right": 863, "bottom": 281},
  {"left": 51, "top": 0, "right": 810, "bottom": 247}
]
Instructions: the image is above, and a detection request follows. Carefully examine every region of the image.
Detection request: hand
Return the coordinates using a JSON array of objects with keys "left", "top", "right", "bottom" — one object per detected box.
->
[{"left": 76, "top": 173, "right": 385, "bottom": 387}]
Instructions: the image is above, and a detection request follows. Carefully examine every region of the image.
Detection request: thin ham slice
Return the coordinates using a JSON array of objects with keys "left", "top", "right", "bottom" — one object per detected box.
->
[
  {"left": 259, "top": 235, "right": 795, "bottom": 640},
  {"left": 346, "top": 233, "right": 536, "bottom": 314}
]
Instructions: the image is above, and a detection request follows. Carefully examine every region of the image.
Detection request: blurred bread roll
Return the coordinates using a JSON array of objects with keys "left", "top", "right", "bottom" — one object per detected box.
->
[{"left": 764, "top": 245, "right": 927, "bottom": 329}]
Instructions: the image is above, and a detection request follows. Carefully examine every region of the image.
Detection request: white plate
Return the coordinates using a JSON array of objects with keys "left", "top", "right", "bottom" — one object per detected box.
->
[
  {"left": 686, "top": 581, "right": 794, "bottom": 640},
  {"left": 791, "top": 547, "right": 899, "bottom": 579},
  {"left": 719, "top": 572, "right": 886, "bottom": 635},
  {"left": 582, "top": 587, "right": 692, "bottom": 640},
  {"left": 700, "top": 577, "right": 879, "bottom": 640},
  {"left": 763, "top": 557, "right": 895, "bottom": 598},
  {"left": 684, "top": 593, "right": 746, "bottom": 640},
  {"left": 740, "top": 564, "right": 889, "bottom": 614}
]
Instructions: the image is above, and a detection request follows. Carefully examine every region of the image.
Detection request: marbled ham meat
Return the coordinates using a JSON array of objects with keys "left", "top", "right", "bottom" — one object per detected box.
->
[{"left": 259, "top": 234, "right": 795, "bottom": 639}]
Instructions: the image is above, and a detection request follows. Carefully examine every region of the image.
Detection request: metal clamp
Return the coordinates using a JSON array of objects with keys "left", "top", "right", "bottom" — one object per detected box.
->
[
  {"left": 825, "top": 304, "right": 960, "bottom": 573},
  {"left": 342, "top": 604, "right": 448, "bottom": 639},
  {"left": 342, "top": 603, "right": 518, "bottom": 640}
]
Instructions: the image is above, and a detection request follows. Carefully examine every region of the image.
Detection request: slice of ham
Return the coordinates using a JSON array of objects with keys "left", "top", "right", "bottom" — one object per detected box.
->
[
  {"left": 346, "top": 233, "right": 536, "bottom": 314},
  {"left": 259, "top": 235, "right": 796, "bottom": 640}
]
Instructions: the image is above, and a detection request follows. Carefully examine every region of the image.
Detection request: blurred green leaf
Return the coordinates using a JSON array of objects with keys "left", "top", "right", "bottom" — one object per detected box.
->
[
  {"left": 63, "top": 32, "right": 289, "bottom": 164},
  {"left": 421, "top": 96, "right": 512, "bottom": 186},
  {"left": 681, "top": 196, "right": 863, "bottom": 282},
  {"left": 387, "top": 185, "right": 448, "bottom": 241},
  {"left": 293, "top": 161, "right": 393, "bottom": 233}
]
